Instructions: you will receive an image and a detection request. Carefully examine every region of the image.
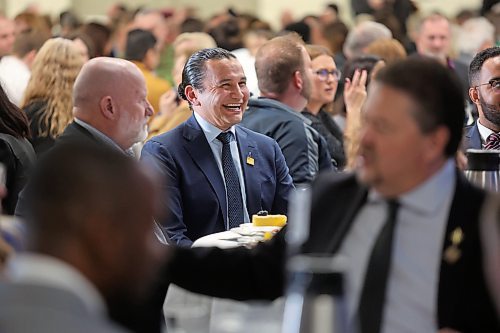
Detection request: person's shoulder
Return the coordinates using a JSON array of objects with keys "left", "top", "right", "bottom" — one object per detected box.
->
[
  {"left": 238, "top": 125, "right": 273, "bottom": 142},
  {"left": 0, "top": 134, "right": 35, "bottom": 160},
  {"left": 312, "top": 171, "right": 359, "bottom": 194},
  {"left": 463, "top": 122, "right": 477, "bottom": 133},
  {"left": 143, "top": 123, "right": 188, "bottom": 153}
]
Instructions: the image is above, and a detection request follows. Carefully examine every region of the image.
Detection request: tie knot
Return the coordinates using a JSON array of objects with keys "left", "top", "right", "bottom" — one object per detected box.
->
[
  {"left": 485, "top": 133, "right": 500, "bottom": 150},
  {"left": 217, "top": 131, "right": 234, "bottom": 144}
]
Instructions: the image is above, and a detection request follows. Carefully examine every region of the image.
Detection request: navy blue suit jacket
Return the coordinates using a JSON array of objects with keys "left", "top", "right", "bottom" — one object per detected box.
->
[
  {"left": 463, "top": 123, "right": 482, "bottom": 150},
  {"left": 141, "top": 115, "right": 294, "bottom": 247}
]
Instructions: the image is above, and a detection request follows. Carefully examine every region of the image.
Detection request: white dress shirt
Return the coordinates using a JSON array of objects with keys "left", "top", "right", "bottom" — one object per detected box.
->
[
  {"left": 477, "top": 119, "right": 497, "bottom": 147},
  {"left": 0, "top": 55, "right": 30, "bottom": 106},
  {"left": 6, "top": 253, "right": 107, "bottom": 317},
  {"left": 339, "top": 159, "right": 456, "bottom": 333},
  {"left": 194, "top": 112, "right": 250, "bottom": 226}
]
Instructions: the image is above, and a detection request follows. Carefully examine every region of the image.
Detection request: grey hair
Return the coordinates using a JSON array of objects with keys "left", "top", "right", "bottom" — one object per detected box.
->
[{"left": 343, "top": 21, "right": 392, "bottom": 59}]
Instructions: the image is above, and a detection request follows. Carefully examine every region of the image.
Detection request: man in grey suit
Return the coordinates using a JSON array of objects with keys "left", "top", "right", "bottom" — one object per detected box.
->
[{"left": 0, "top": 144, "right": 166, "bottom": 332}]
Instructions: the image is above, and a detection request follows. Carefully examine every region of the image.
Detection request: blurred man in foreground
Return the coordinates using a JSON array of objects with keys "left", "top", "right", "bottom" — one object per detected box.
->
[
  {"left": 166, "top": 57, "right": 499, "bottom": 333},
  {"left": 0, "top": 144, "right": 166, "bottom": 332}
]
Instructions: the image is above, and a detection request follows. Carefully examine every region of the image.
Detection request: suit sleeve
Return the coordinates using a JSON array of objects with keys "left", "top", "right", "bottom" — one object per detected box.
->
[
  {"left": 141, "top": 140, "right": 193, "bottom": 247},
  {"left": 271, "top": 140, "right": 294, "bottom": 215},
  {"left": 166, "top": 228, "right": 286, "bottom": 301}
]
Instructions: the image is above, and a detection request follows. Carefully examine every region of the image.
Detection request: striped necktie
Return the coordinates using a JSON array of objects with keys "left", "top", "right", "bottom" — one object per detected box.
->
[
  {"left": 484, "top": 132, "right": 500, "bottom": 150},
  {"left": 217, "top": 131, "right": 244, "bottom": 229}
]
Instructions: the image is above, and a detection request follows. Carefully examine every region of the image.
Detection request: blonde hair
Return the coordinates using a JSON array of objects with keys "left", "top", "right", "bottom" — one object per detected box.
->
[
  {"left": 173, "top": 32, "right": 217, "bottom": 59},
  {"left": 22, "top": 38, "right": 84, "bottom": 138},
  {"left": 365, "top": 38, "right": 407, "bottom": 65}
]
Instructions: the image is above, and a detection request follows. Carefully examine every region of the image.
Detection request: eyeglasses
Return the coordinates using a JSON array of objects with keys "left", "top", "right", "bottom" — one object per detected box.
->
[
  {"left": 475, "top": 78, "right": 500, "bottom": 90},
  {"left": 315, "top": 69, "right": 341, "bottom": 81}
]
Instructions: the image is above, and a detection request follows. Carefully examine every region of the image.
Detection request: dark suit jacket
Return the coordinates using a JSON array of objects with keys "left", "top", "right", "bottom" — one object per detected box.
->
[
  {"left": 0, "top": 134, "right": 35, "bottom": 214},
  {"left": 168, "top": 170, "right": 499, "bottom": 332},
  {"left": 14, "top": 121, "right": 116, "bottom": 218},
  {"left": 463, "top": 122, "right": 482, "bottom": 150},
  {"left": 141, "top": 115, "right": 294, "bottom": 247}
]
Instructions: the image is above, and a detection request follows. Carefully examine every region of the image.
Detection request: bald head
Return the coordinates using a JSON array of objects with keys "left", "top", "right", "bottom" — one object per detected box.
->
[
  {"left": 73, "top": 57, "right": 154, "bottom": 150},
  {"left": 73, "top": 57, "right": 140, "bottom": 109}
]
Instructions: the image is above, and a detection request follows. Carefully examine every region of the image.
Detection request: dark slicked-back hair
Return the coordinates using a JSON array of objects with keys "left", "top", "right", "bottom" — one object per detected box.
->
[
  {"left": 178, "top": 47, "right": 235, "bottom": 103},
  {"left": 375, "top": 57, "right": 464, "bottom": 157},
  {"left": 125, "top": 28, "right": 157, "bottom": 62},
  {"left": 469, "top": 46, "right": 500, "bottom": 86}
]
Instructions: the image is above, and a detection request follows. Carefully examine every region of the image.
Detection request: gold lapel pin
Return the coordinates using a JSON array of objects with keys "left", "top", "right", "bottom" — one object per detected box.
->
[
  {"left": 443, "top": 227, "right": 464, "bottom": 264},
  {"left": 246, "top": 152, "right": 254, "bottom": 166}
]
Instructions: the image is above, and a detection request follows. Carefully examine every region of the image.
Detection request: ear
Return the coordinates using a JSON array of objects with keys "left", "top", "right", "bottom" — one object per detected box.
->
[
  {"left": 185, "top": 86, "right": 201, "bottom": 106},
  {"left": 469, "top": 87, "right": 480, "bottom": 105},
  {"left": 292, "top": 70, "right": 303, "bottom": 91},
  {"left": 100, "top": 96, "right": 116, "bottom": 120},
  {"left": 424, "top": 126, "right": 450, "bottom": 161}
]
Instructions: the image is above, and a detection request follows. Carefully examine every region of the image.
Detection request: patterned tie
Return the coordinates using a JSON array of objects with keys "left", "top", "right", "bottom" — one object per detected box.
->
[
  {"left": 484, "top": 133, "right": 500, "bottom": 150},
  {"left": 217, "top": 131, "right": 244, "bottom": 230},
  {"left": 358, "top": 199, "right": 400, "bottom": 333}
]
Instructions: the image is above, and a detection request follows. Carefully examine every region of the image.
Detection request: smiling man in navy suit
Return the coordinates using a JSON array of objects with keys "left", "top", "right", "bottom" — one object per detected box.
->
[{"left": 141, "top": 48, "right": 293, "bottom": 247}]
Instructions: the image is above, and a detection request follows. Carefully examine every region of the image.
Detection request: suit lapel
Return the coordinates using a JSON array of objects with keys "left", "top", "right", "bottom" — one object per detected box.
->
[
  {"left": 436, "top": 171, "right": 485, "bottom": 328},
  {"left": 183, "top": 116, "right": 228, "bottom": 225},
  {"left": 464, "top": 123, "right": 482, "bottom": 150},
  {"left": 235, "top": 126, "right": 261, "bottom": 214},
  {"left": 326, "top": 185, "right": 368, "bottom": 254}
]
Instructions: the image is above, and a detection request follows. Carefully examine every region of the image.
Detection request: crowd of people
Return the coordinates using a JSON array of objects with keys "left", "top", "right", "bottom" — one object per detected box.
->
[{"left": 0, "top": 0, "right": 499, "bottom": 332}]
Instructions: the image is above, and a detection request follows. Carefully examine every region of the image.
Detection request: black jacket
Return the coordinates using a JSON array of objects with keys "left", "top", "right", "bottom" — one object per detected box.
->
[{"left": 241, "top": 98, "right": 334, "bottom": 186}]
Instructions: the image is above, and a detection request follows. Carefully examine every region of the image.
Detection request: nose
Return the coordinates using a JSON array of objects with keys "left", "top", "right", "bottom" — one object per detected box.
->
[
  {"left": 431, "top": 37, "right": 443, "bottom": 49},
  {"left": 359, "top": 122, "right": 374, "bottom": 147},
  {"left": 232, "top": 85, "right": 246, "bottom": 100}
]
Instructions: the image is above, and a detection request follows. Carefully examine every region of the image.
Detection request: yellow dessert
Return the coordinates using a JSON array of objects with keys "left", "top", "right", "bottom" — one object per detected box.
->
[{"left": 252, "top": 211, "right": 287, "bottom": 227}]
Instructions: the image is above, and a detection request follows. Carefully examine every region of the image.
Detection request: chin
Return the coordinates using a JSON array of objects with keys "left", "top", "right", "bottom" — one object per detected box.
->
[
  {"left": 136, "top": 128, "right": 148, "bottom": 143},
  {"left": 356, "top": 164, "right": 378, "bottom": 186}
]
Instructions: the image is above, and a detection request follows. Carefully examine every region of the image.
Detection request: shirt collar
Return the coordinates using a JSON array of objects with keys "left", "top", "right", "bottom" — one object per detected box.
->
[
  {"left": 74, "top": 118, "right": 131, "bottom": 154},
  {"left": 368, "top": 159, "right": 456, "bottom": 214},
  {"left": 193, "top": 112, "right": 236, "bottom": 143},
  {"left": 5, "top": 253, "right": 107, "bottom": 317},
  {"left": 477, "top": 119, "right": 496, "bottom": 144}
]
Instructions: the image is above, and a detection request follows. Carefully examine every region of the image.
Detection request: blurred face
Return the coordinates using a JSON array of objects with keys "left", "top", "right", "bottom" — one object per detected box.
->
[
  {"left": 0, "top": 18, "right": 15, "bottom": 57},
  {"left": 116, "top": 71, "right": 154, "bottom": 148},
  {"left": 473, "top": 56, "right": 500, "bottom": 130},
  {"left": 72, "top": 38, "right": 89, "bottom": 62},
  {"left": 299, "top": 46, "right": 314, "bottom": 101},
  {"left": 416, "top": 18, "right": 451, "bottom": 63},
  {"left": 145, "top": 43, "right": 161, "bottom": 71},
  {"left": 356, "top": 82, "right": 444, "bottom": 197},
  {"left": 310, "top": 54, "right": 339, "bottom": 105},
  {"left": 188, "top": 58, "right": 249, "bottom": 131},
  {"left": 134, "top": 13, "right": 167, "bottom": 49}
]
